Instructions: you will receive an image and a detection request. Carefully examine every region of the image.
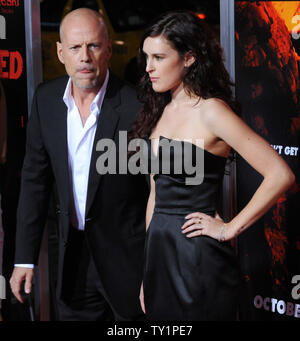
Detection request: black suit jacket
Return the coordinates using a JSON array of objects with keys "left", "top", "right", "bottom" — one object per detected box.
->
[{"left": 15, "top": 73, "right": 149, "bottom": 319}]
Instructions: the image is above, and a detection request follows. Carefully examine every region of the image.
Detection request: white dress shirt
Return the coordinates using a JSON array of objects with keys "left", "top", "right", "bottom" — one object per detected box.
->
[
  {"left": 16, "top": 70, "right": 109, "bottom": 268},
  {"left": 66, "top": 70, "right": 109, "bottom": 230}
]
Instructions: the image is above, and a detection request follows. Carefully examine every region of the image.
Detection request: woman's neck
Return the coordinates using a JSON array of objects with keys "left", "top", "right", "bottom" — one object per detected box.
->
[{"left": 170, "top": 83, "right": 199, "bottom": 108}]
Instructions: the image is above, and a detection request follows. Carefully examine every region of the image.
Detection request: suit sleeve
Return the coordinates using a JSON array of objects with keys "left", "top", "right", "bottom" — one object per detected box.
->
[{"left": 14, "top": 87, "right": 54, "bottom": 265}]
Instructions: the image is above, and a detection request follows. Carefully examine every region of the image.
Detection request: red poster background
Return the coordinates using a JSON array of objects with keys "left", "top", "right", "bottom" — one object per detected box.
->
[
  {"left": 235, "top": 1, "right": 300, "bottom": 320},
  {"left": 0, "top": 0, "right": 29, "bottom": 321}
]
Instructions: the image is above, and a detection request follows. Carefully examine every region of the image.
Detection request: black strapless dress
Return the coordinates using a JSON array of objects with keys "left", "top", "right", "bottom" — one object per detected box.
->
[{"left": 143, "top": 136, "right": 240, "bottom": 321}]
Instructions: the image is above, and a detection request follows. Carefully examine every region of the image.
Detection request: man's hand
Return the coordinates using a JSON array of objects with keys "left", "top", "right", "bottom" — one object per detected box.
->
[{"left": 10, "top": 267, "right": 34, "bottom": 303}]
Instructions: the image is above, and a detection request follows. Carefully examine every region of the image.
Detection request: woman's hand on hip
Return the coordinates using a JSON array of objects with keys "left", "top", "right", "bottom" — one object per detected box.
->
[{"left": 181, "top": 212, "right": 234, "bottom": 242}]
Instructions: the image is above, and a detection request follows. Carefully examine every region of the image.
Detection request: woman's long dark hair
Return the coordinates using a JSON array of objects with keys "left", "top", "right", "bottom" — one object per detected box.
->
[{"left": 129, "top": 10, "right": 240, "bottom": 140}]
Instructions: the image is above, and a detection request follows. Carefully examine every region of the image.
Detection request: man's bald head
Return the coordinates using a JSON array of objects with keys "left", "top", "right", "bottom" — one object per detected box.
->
[
  {"left": 59, "top": 8, "right": 109, "bottom": 43},
  {"left": 56, "top": 7, "right": 112, "bottom": 91}
]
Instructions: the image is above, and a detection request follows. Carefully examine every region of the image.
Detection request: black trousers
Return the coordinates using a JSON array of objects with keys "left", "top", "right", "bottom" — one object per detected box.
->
[{"left": 56, "top": 228, "right": 117, "bottom": 321}]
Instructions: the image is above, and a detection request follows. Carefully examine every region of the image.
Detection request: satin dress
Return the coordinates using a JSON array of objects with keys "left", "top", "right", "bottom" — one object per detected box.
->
[{"left": 143, "top": 136, "right": 240, "bottom": 321}]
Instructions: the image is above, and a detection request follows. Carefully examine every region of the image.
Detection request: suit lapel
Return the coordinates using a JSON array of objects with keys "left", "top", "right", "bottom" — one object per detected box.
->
[
  {"left": 85, "top": 75, "right": 121, "bottom": 216},
  {"left": 55, "top": 84, "right": 70, "bottom": 211},
  {"left": 53, "top": 77, "right": 70, "bottom": 210}
]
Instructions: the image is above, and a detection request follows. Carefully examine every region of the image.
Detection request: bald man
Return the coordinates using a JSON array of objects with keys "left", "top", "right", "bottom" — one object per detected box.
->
[{"left": 10, "top": 8, "right": 148, "bottom": 321}]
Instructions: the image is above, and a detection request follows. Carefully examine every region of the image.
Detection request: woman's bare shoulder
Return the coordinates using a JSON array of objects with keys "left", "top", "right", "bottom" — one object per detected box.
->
[{"left": 196, "top": 97, "right": 236, "bottom": 127}]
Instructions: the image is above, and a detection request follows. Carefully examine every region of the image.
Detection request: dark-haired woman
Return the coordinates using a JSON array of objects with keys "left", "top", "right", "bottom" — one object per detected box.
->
[{"left": 130, "top": 11, "right": 295, "bottom": 321}]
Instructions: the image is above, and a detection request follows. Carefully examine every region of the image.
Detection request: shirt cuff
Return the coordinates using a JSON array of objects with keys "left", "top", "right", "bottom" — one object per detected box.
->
[{"left": 14, "top": 264, "right": 34, "bottom": 269}]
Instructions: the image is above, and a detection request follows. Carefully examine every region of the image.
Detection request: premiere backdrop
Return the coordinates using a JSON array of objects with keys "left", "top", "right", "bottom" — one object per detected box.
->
[
  {"left": 0, "top": 0, "right": 28, "bottom": 320},
  {"left": 235, "top": 1, "right": 300, "bottom": 320}
]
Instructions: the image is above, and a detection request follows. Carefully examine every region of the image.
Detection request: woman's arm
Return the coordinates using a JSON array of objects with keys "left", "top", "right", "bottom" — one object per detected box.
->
[
  {"left": 182, "top": 99, "right": 295, "bottom": 241},
  {"left": 145, "top": 174, "right": 156, "bottom": 231},
  {"left": 140, "top": 174, "right": 156, "bottom": 313}
]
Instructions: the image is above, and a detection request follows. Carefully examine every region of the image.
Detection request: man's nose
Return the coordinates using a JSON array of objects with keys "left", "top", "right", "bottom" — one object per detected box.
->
[{"left": 80, "top": 45, "right": 91, "bottom": 62}]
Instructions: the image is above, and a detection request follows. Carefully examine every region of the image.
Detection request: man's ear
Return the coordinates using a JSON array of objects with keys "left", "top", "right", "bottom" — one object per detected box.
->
[{"left": 56, "top": 41, "right": 65, "bottom": 64}]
